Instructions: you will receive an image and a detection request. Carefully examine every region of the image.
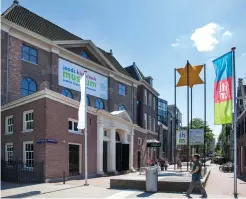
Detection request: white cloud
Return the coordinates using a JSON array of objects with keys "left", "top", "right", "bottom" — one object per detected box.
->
[
  {"left": 190, "top": 22, "right": 224, "bottom": 52},
  {"left": 222, "top": 30, "right": 233, "bottom": 37},
  {"left": 171, "top": 39, "right": 180, "bottom": 47},
  {"left": 241, "top": 53, "right": 246, "bottom": 58}
]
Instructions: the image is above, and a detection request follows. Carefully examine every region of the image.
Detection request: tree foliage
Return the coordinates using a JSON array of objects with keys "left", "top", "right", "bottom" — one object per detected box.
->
[{"left": 215, "top": 124, "right": 231, "bottom": 158}]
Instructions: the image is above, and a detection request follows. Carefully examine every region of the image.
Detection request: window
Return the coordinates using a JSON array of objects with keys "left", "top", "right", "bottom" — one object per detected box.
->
[
  {"left": 61, "top": 89, "right": 73, "bottom": 99},
  {"left": 138, "top": 138, "right": 142, "bottom": 145},
  {"left": 104, "top": 130, "right": 108, "bottom": 137},
  {"left": 5, "top": 143, "right": 13, "bottom": 162},
  {"left": 22, "top": 44, "right": 38, "bottom": 64},
  {"left": 149, "top": 94, "right": 152, "bottom": 107},
  {"left": 95, "top": 98, "right": 104, "bottom": 109},
  {"left": 149, "top": 116, "right": 152, "bottom": 130},
  {"left": 144, "top": 113, "right": 147, "bottom": 129},
  {"left": 21, "top": 77, "right": 37, "bottom": 97},
  {"left": 153, "top": 97, "right": 155, "bottom": 110},
  {"left": 245, "top": 146, "right": 246, "bottom": 166},
  {"left": 23, "top": 110, "right": 34, "bottom": 131},
  {"left": 23, "top": 141, "right": 34, "bottom": 168},
  {"left": 118, "top": 105, "right": 126, "bottom": 111},
  {"left": 81, "top": 51, "right": 88, "bottom": 59},
  {"left": 68, "top": 119, "right": 81, "bottom": 134},
  {"left": 119, "top": 84, "right": 126, "bottom": 96},
  {"left": 153, "top": 118, "right": 155, "bottom": 132},
  {"left": 147, "top": 148, "right": 150, "bottom": 159},
  {"left": 144, "top": 89, "right": 147, "bottom": 105},
  {"left": 5, "top": 116, "right": 13, "bottom": 134},
  {"left": 86, "top": 95, "right": 90, "bottom": 106}
]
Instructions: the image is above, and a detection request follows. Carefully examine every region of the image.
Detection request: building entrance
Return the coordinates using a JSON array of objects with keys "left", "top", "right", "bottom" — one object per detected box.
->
[{"left": 69, "top": 144, "right": 80, "bottom": 176}]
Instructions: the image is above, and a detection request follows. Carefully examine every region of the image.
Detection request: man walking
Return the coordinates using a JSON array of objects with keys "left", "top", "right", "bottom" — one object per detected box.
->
[{"left": 184, "top": 154, "right": 207, "bottom": 198}]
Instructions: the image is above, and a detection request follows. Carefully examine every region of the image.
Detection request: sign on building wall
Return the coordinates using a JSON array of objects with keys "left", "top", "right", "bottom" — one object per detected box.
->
[
  {"left": 58, "top": 58, "right": 108, "bottom": 100},
  {"left": 176, "top": 129, "right": 204, "bottom": 145}
]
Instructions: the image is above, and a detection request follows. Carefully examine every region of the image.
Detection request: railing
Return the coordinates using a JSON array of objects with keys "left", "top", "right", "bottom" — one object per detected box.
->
[{"left": 1, "top": 160, "right": 44, "bottom": 183}]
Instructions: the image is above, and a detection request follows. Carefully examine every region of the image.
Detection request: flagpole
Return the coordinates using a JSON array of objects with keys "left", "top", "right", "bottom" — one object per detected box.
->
[
  {"left": 204, "top": 64, "right": 206, "bottom": 168},
  {"left": 190, "top": 87, "right": 193, "bottom": 155},
  {"left": 174, "top": 68, "right": 177, "bottom": 169},
  {"left": 232, "top": 47, "right": 237, "bottom": 197},
  {"left": 84, "top": 82, "right": 89, "bottom": 186},
  {"left": 187, "top": 61, "right": 190, "bottom": 171}
]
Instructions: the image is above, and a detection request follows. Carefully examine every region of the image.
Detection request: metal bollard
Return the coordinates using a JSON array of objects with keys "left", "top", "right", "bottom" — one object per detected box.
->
[{"left": 63, "top": 171, "right": 65, "bottom": 184}]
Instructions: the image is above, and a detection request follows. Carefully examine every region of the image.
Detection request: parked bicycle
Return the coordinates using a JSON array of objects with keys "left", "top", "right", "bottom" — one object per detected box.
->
[{"left": 219, "top": 162, "right": 234, "bottom": 173}]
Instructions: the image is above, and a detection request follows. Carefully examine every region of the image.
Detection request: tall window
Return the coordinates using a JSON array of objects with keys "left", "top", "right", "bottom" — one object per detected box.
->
[
  {"left": 153, "top": 97, "right": 156, "bottom": 110},
  {"left": 144, "top": 89, "right": 147, "bottom": 105},
  {"left": 21, "top": 77, "right": 37, "bottom": 97},
  {"left": 23, "top": 110, "right": 34, "bottom": 131},
  {"left": 149, "top": 94, "right": 152, "bottom": 107},
  {"left": 21, "top": 44, "right": 38, "bottom": 64},
  {"left": 23, "top": 141, "right": 34, "bottom": 168},
  {"left": 68, "top": 118, "right": 80, "bottom": 134},
  {"left": 86, "top": 95, "right": 90, "bottom": 106},
  {"left": 118, "top": 105, "right": 126, "bottom": 111},
  {"left": 149, "top": 116, "right": 152, "bottom": 130},
  {"left": 153, "top": 118, "right": 155, "bottom": 132},
  {"left": 81, "top": 51, "right": 88, "bottom": 59},
  {"left": 95, "top": 98, "right": 104, "bottom": 109},
  {"left": 144, "top": 113, "right": 147, "bottom": 129},
  {"left": 5, "top": 143, "right": 13, "bottom": 162},
  {"left": 138, "top": 138, "right": 142, "bottom": 145},
  {"left": 5, "top": 115, "right": 13, "bottom": 134},
  {"left": 119, "top": 84, "right": 126, "bottom": 96},
  {"left": 61, "top": 89, "right": 73, "bottom": 99}
]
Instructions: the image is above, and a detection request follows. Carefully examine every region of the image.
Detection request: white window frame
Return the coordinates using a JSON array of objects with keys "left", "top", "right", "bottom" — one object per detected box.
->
[
  {"left": 104, "top": 130, "right": 108, "bottom": 137},
  {"left": 144, "top": 89, "right": 147, "bottom": 105},
  {"left": 23, "top": 110, "right": 34, "bottom": 132},
  {"left": 144, "top": 113, "right": 147, "bottom": 129},
  {"left": 138, "top": 137, "right": 142, "bottom": 145},
  {"left": 5, "top": 143, "right": 13, "bottom": 162},
  {"left": 5, "top": 115, "right": 13, "bottom": 135},
  {"left": 149, "top": 116, "right": 152, "bottom": 130},
  {"left": 149, "top": 94, "right": 152, "bottom": 107},
  {"left": 68, "top": 118, "right": 82, "bottom": 134},
  {"left": 23, "top": 141, "right": 34, "bottom": 169}
]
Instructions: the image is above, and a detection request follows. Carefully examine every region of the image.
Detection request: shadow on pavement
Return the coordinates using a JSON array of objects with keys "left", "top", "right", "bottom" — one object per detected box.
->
[
  {"left": 2, "top": 191, "right": 41, "bottom": 198},
  {"left": 136, "top": 192, "right": 155, "bottom": 197},
  {"left": 1, "top": 182, "right": 35, "bottom": 190}
]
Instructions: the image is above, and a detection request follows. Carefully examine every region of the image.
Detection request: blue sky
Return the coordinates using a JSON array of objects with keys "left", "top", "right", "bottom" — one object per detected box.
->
[{"left": 2, "top": 0, "right": 246, "bottom": 138}]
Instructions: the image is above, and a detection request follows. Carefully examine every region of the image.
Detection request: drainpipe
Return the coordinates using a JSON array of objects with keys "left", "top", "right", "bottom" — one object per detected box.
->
[{"left": 5, "top": 31, "right": 10, "bottom": 104}]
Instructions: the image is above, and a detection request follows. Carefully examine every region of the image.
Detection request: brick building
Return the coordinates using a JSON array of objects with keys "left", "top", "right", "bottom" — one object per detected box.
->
[{"left": 1, "top": 2, "right": 160, "bottom": 182}]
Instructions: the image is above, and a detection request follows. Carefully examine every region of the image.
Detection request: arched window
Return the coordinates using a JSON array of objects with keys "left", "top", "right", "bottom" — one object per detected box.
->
[
  {"left": 81, "top": 51, "right": 88, "bottom": 59},
  {"left": 61, "top": 89, "right": 73, "bottom": 99},
  {"left": 95, "top": 98, "right": 104, "bottom": 110},
  {"left": 116, "top": 132, "right": 121, "bottom": 141},
  {"left": 21, "top": 77, "right": 37, "bottom": 97},
  {"left": 118, "top": 105, "right": 126, "bottom": 111},
  {"left": 86, "top": 95, "right": 90, "bottom": 106}
]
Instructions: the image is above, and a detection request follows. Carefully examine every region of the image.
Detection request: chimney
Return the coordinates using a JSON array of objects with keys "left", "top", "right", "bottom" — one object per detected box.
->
[
  {"left": 13, "top": 0, "right": 19, "bottom": 5},
  {"left": 110, "top": 49, "right": 113, "bottom": 56},
  {"left": 133, "top": 62, "right": 136, "bottom": 66}
]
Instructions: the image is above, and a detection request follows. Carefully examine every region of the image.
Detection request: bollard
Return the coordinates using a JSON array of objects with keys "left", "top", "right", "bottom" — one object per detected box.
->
[{"left": 63, "top": 171, "right": 65, "bottom": 184}]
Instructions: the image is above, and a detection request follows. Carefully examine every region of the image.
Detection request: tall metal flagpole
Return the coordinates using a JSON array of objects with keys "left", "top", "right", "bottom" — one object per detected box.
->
[
  {"left": 204, "top": 64, "right": 207, "bottom": 168},
  {"left": 84, "top": 79, "right": 88, "bottom": 186},
  {"left": 187, "top": 61, "right": 190, "bottom": 171},
  {"left": 174, "top": 68, "right": 177, "bottom": 169},
  {"left": 191, "top": 87, "right": 193, "bottom": 155},
  {"left": 232, "top": 47, "right": 237, "bottom": 197}
]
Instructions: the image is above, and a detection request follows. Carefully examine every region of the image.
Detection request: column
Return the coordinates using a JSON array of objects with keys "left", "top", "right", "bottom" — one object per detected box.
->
[
  {"left": 129, "top": 128, "right": 134, "bottom": 171},
  {"left": 97, "top": 122, "right": 104, "bottom": 175},
  {"left": 122, "top": 132, "right": 128, "bottom": 144},
  {"left": 109, "top": 127, "right": 116, "bottom": 172}
]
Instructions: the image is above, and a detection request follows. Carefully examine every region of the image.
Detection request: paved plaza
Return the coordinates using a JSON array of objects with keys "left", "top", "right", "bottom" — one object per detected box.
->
[{"left": 1, "top": 164, "right": 246, "bottom": 198}]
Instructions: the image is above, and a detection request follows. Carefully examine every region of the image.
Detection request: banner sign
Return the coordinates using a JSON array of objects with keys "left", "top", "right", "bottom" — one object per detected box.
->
[
  {"left": 58, "top": 58, "right": 108, "bottom": 100},
  {"left": 176, "top": 129, "right": 204, "bottom": 145},
  {"left": 213, "top": 52, "right": 233, "bottom": 124}
]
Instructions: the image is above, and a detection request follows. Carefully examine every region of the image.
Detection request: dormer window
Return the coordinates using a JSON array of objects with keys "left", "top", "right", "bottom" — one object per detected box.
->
[{"left": 81, "top": 51, "right": 88, "bottom": 59}]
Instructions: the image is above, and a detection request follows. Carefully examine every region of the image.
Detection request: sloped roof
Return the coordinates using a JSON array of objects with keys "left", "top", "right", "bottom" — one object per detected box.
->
[
  {"left": 125, "top": 64, "right": 145, "bottom": 80},
  {"left": 2, "top": 4, "right": 82, "bottom": 41}
]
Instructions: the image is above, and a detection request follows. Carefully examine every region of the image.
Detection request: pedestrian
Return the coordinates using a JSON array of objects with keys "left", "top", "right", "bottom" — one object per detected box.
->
[
  {"left": 184, "top": 154, "right": 207, "bottom": 198},
  {"left": 177, "top": 158, "right": 182, "bottom": 171},
  {"left": 164, "top": 158, "right": 168, "bottom": 171},
  {"left": 160, "top": 159, "right": 165, "bottom": 171}
]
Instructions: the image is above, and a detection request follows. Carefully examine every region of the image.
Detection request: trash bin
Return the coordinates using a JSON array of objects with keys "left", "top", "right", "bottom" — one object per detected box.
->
[{"left": 146, "top": 166, "right": 158, "bottom": 192}]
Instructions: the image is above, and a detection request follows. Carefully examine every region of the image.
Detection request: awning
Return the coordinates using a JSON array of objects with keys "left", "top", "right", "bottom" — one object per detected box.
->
[{"left": 146, "top": 139, "right": 161, "bottom": 147}]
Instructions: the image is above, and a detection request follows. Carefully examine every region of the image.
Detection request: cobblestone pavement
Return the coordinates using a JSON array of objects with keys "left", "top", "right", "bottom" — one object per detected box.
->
[{"left": 1, "top": 164, "right": 246, "bottom": 198}]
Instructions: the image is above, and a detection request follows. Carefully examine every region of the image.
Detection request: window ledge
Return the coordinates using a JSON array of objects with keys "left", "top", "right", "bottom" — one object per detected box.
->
[
  {"left": 69, "top": 130, "right": 82, "bottom": 135},
  {"left": 21, "top": 59, "right": 38, "bottom": 66},
  {"left": 22, "top": 130, "right": 33, "bottom": 133},
  {"left": 4, "top": 133, "right": 13, "bottom": 135}
]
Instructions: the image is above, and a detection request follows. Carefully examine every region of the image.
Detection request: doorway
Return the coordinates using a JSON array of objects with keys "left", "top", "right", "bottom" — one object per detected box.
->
[
  {"left": 69, "top": 144, "right": 81, "bottom": 176},
  {"left": 137, "top": 151, "right": 141, "bottom": 169},
  {"left": 103, "top": 141, "right": 108, "bottom": 172}
]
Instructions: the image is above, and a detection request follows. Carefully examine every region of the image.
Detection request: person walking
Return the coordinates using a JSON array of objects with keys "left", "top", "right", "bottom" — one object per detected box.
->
[
  {"left": 184, "top": 154, "right": 207, "bottom": 198},
  {"left": 177, "top": 158, "right": 182, "bottom": 171}
]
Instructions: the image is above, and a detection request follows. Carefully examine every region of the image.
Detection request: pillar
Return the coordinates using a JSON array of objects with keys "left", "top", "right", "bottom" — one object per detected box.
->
[
  {"left": 97, "top": 122, "right": 104, "bottom": 174},
  {"left": 109, "top": 127, "right": 116, "bottom": 172},
  {"left": 122, "top": 132, "right": 128, "bottom": 144},
  {"left": 129, "top": 128, "right": 134, "bottom": 171}
]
